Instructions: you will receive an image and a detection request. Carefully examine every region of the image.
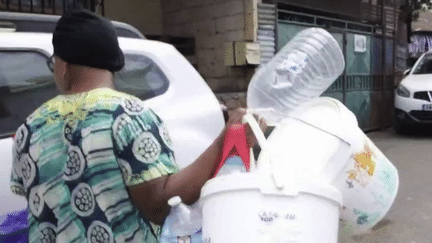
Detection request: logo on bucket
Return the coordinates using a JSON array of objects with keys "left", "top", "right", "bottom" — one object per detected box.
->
[
  {"left": 353, "top": 208, "right": 380, "bottom": 226},
  {"left": 346, "top": 145, "right": 376, "bottom": 189}
]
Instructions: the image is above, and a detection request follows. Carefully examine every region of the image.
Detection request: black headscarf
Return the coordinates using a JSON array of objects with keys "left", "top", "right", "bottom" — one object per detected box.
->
[{"left": 52, "top": 9, "right": 125, "bottom": 72}]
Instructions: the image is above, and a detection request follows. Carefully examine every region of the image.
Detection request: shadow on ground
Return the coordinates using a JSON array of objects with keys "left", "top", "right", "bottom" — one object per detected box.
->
[{"left": 396, "top": 124, "right": 432, "bottom": 137}]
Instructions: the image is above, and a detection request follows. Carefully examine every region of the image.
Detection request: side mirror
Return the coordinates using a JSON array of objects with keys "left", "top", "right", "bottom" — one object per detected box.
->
[{"left": 403, "top": 69, "right": 411, "bottom": 76}]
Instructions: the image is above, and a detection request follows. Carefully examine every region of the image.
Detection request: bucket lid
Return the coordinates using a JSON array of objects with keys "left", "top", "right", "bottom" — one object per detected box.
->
[
  {"left": 201, "top": 172, "right": 343, "bottom": 206},
  {"left": 287, "top": 97, "right": 361, "bottom": 148},
  {"left": 260, "top": 97, "right": 362, "bottom": 185}
]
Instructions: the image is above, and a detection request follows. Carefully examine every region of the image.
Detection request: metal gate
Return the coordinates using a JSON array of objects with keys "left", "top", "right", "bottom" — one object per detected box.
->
[{"left": 276, "top": 8, "right": 395, "bottom": 131}]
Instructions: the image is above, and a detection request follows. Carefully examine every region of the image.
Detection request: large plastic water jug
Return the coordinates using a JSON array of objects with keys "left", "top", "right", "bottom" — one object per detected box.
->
[
  {"left": 247, "top": 27, "right": 345, "bottom": 125},
  {"left": 260, "top": 97, "right": 399, "bottom": 235},
  {"left": 200, "top": 114, "right": 343, "bottom": 243}
]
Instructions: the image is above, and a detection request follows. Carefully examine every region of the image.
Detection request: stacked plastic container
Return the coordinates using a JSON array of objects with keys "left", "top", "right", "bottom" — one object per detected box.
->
[
  {"left": 198, "top": 27, "right": 399, "bottom": 243},
  {"left": 262, "top": 97, "right": 399, "bottom": 235}
]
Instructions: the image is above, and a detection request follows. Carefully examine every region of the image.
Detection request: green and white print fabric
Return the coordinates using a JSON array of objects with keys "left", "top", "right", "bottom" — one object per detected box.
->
[{"left": 10, "top": 88, "right": 179, "bottom": 243}]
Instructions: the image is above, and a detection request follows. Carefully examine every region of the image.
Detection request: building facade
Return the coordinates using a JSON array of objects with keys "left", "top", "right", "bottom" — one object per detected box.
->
[
  {"left": 267, "top": 0, "right": 405, "bottom": 131},
  {"left": 0, "top": 0, "right": 407, "bottom": 131},
  {"left": 159, "top": 0, "right": 406, "bottom": 131},
  {"left": 160, "top": 0, "right": 262, "bottom": 111},
  {"left": 407, "top": 10, "right": 432, "bottom": 66}
]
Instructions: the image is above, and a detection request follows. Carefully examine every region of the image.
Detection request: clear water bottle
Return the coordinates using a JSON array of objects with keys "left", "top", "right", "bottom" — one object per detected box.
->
[
  {"left": 247, "top": 28, "right": 345, "bottom": 125},
  {"left": 160, "top": 196, "right": 202, "bottom": 243}
]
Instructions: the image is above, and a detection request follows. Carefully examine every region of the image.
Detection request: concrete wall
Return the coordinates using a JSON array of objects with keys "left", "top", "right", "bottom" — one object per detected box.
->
[
  {"left": 412, "top": 10, "right": 432, "bottom": 32},
  {"left": 161, "top": 0, "right": 258, "bottom": 93},
  {"left": 104, "top": 0, "right": 163, "bottom": 35}
]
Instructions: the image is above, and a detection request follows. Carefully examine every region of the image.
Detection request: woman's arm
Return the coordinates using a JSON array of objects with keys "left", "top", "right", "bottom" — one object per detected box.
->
[{"left": 128, "top": 108, "right": 266, "bottom": 225}]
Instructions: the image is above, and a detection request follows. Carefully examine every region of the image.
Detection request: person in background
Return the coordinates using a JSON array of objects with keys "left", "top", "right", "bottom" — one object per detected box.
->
[{"left": 10, "top": 9, "right": 265, "bottom": 243}]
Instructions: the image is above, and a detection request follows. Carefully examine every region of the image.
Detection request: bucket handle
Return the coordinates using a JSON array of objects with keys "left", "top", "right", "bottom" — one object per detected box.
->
[{"left": 242, "top": 111, "right": 285, "bottom": 189}]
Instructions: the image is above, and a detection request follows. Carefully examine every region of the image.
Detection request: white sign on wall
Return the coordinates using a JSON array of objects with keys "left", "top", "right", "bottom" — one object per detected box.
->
[{"left": 354, "top": 34, "right": 367, "bottom": 53}]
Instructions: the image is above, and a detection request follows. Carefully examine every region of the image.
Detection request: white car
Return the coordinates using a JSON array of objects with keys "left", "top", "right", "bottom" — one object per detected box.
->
[
  {"left": 0, "top": 32, "right": 224, "bottom": 240},
  {"left": 394, "top": 51, "right": 432, "bottom": 133}
]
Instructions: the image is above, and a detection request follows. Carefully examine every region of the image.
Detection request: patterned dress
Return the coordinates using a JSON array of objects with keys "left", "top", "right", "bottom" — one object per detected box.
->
[{"left": 10, "top": 88, "right": 179, "bottom": 243}]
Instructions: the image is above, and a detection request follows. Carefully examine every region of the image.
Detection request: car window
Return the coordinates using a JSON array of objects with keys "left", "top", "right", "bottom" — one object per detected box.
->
[
  {"left": 413, "top": 54, "right": 432, "bottom": 74},
  {"left": 113, "top": 27, "right": 143, "bottom": 39},
  {"left": 0, "top": 51, "right": 169, "bottom": 137},
  {"left": 0, "top": 51, "right": 58, "bottom": 137},
  {"left": 115, "top": 53, "right": 169, "bottom": 100}
]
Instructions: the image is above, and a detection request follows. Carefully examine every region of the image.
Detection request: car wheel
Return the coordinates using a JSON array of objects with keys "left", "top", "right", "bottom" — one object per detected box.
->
[{"left": 393, "top": 115, "right": 406, "bottom": 134}]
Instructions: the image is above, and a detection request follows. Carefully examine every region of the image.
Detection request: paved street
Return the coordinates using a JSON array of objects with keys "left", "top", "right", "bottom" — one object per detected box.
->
[{"left": 338, "top": 126, "right": 432, "bottom": 243}]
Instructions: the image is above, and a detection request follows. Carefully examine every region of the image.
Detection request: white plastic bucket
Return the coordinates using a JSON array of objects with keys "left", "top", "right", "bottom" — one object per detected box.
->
[
  {"left": 200, "top": 112, "right": 343, "bottom": 243},
  {"left": 200, "top": 172, "right": 342, "bottom": 243},
  {"left": 334, "top": 132, "right": 399, "bottom": 234},
  {"left": 262, "top": 97, "right": 399, "bottom": 235}
]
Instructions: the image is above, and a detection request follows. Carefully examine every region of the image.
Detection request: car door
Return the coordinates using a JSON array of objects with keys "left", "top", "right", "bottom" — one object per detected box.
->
[
  {"left": 118, "top": 38, "right": 225, "bottom": 169},
  {"left": 0, "top": 49, "right": 57, "bottom": 242}
]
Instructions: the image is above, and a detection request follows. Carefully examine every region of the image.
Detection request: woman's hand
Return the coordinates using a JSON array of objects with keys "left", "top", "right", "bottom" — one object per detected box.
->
[{"left": 225, "top": 108, "right": 267, "bottom": 148}]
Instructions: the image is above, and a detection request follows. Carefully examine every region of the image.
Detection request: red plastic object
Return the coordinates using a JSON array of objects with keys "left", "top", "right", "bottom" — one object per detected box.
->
[{"left": 211, "top": 124, "right": 251, "bottom": 178}]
